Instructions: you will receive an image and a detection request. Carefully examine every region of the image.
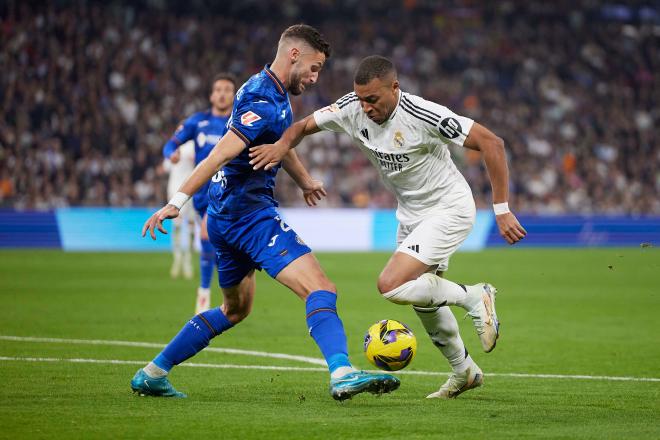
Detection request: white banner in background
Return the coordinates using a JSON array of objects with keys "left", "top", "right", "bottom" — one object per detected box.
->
[{"left": 278, "top": 208, "right": 372, "bottom": 251}]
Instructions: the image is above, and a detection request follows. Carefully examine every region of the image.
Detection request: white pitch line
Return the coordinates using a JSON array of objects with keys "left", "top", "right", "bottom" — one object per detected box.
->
[
  {"left": 0, "top": 356, "right": 327, "bottom": 372},
  {"left": 0, "top": 335, "right": 326, "bottom": 366},
  {"left": 1, "top": 335, "right": 659, "bottom": 383},
  {"left": 1, "top": 356, "right": 660, "bottom": 382}
]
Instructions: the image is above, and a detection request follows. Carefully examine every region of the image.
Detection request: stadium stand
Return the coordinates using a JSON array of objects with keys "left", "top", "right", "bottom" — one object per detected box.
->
[{"left": 0, "top": 1, "right": 657, "bottom": 213}]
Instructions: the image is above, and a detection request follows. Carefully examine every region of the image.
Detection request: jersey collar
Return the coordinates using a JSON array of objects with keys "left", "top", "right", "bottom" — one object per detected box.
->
[{"left": 264, "top": 64, "right": 287, "bottom": 96}]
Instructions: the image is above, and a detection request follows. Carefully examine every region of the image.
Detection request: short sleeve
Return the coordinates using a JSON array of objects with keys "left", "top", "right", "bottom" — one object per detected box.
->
[
  {"left": 313, "top": 92, "right": 357, "bottom": 134},
  {"left": 434, "top": 106, "right": 474, "bottom": 147},
  {"left": 172, "top": 115, "right": 198, "bottom": 145},
  {"left": 403, "top": 95, "right": 474, "bottom": 147},
  {"left": 228, "top": 93, "right": 274, "bottom": 146}
]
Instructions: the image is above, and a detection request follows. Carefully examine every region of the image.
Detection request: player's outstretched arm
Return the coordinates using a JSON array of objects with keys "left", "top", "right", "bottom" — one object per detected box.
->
[
  {"left": 464, "top": 123, "right": 527, "bottom": 245},
  {"left": 142, "top": 131, "right": 247, "bottom": 240},
  {"left": 163, "top": 117, "right": 196, "bottom": 164},
  {"left": 281, "top": 150, "right": 327, "bottom": 206},
  {"left": 249, "top": 114, "right": 321, "bottom": 170}
]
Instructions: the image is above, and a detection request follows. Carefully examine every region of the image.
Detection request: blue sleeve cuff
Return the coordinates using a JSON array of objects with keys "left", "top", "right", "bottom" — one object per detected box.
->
[{"left": 163, "top": 140, "right": 179, "bottom": 158}]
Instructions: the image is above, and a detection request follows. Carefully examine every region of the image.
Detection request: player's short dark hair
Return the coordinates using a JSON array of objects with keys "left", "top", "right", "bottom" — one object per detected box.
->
[
  {"left": 354, "top": 56, "right": 396, "bottom": 85},
  {"left": 212, "top": 72, "right": 237, "bottom": 90},
  {"left": 280, "top": 24, "right": 331, "bottom": 58}
]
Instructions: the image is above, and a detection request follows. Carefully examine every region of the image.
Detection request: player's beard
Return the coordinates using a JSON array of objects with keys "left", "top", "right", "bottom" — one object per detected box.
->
[{"left": 289, "top": 72, "right": 304, "bottom": 96}]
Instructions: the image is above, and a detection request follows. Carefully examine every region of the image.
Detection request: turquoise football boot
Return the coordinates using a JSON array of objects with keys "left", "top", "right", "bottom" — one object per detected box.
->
[
  {"left": 130, "top": 369, "right": 187, "bottom": 398},
  {"left": 330, "top": 371, "right": 400, "bottom": 401}
]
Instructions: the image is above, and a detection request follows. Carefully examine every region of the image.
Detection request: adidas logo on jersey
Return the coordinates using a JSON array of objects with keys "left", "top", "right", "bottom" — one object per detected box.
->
[{"left": 360, "top": 128, "right": 369, "bottom": 140}]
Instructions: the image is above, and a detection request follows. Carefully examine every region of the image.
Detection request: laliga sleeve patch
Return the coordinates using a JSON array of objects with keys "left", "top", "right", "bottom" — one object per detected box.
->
[{"left": 240, "top": 111, "right": 262, "bottom": 127}]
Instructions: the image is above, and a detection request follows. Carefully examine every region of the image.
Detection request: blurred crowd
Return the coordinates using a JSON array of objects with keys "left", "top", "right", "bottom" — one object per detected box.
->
[{"left": 1, "top": 0, "right": 658, "bottom": 214}]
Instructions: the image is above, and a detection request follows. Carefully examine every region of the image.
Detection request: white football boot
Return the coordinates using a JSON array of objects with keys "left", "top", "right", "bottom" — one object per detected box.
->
[
  {"left": 195, "top": 287, "right": 211, "bottom": 314},
  {"left": 426, "top": 363, "right": 483, "bottom": 399},
  {"left": 465, "top": 283, "right": 499, "bottom": 352}
]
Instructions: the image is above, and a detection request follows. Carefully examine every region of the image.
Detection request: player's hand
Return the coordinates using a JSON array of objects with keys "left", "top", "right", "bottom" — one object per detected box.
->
[
  {"left": 301, "top": 179, "right": 327, "bottom": 207},
  {"left": 248, "top": 142, "right": 290, "bottom": 171},
  {"left": 141, "top": 204, "right": 180, "bottom": 240},
  {"left": 495, "top": 212, "right": 527, "bottom": 245},
  {"left": 169, "top": 150, "right": 181, "bottom": 164}
]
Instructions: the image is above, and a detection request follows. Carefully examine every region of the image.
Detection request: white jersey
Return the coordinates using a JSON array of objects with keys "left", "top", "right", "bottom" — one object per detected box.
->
[
  {"left": 313, "top": 90, "right": 475, "bottom": 225},
  {"left": 165, "top": 140, "right": 195, "bottom": 198}
]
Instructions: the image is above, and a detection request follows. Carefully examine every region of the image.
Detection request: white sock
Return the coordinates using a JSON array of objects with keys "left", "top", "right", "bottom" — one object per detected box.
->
[
  {"left": 414, "top": 306, "right": 473, "bottom": 373},
  {"left": 330, "top": 366, "right": 357, "bottom": 379},
  {"left": 196, "top": 287, "right": 211, "bottom": 313},
  {"left": 182, "top": 249, "right": 193, "bottom": 277},
  {"left": 172, "top": 222, "right": 182, "bottom": 255},
  {"left": 383, "top": 273, "right": 475, "bottom": 310},
  {"left": 144, "top": 361, "right": 168, "bottom": 378},
  {"left": 172, "top": 250, "right": 182, "bottom": 267}
]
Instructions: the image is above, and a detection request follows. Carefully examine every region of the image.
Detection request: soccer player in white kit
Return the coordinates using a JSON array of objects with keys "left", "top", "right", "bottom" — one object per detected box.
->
[
  {"left": 249, "top": 55, "right": 527, "bottom": 399},
  {"left": 163, "top": 139, "right": 196, "bottom": 281}
]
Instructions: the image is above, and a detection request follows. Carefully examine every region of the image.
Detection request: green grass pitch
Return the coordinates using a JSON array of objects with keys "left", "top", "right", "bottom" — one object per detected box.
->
[{"left": 1, "top": 248, "right": 659, "bottom": 439}]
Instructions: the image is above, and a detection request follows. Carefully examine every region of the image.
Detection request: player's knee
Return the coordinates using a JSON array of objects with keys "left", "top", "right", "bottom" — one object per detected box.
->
[
  {"left": 222, "top": 304, "right": 251, "bottom": 324},
  {"left": 221, "top": 294, "right": 253, "bottom": 324},
  {"left": 377, "top": 273, "right": 405, "bottom": 295}
]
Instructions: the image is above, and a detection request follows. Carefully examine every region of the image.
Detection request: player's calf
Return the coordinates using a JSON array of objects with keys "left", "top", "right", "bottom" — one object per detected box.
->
[
  {"left": 131, "top": 307, "right": 235, "bottom": 397},
  {"left": 380, "top": 273, "right": 469, "bottom": 308}
]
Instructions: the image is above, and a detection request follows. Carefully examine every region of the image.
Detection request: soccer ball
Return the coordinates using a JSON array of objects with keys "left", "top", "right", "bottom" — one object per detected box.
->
[{"left": 363, "top": 319, "right": 417, "bottom": 371}]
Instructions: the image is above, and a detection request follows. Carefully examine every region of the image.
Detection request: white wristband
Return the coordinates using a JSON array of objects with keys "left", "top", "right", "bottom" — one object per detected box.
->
[
  {"left": 493, "top": 202, "right": 510, "bottom": 216},
  {"left": 168, "top": 191, "right": 191, "bottom": 210}
]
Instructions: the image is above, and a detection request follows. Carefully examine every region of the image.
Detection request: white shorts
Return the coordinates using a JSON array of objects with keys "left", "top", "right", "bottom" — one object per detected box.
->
[{"left": 396, "top": 197, "right": 476, "bottom": 272}]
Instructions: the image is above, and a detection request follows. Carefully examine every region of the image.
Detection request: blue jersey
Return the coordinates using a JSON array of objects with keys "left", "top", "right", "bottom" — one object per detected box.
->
[
  {"left": 207, "top": 65, "right": 293, "bottom": 219},
  {"left": 163, "top": 110, "right": 230, "bottom": 213}
]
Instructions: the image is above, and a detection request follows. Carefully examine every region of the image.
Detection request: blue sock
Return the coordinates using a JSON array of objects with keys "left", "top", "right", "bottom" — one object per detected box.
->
[
  {"left": 153, "top": 308, "right": 233, "bottom": 372},
  {"left": 199, "top": 239, "right": 214, "bottom": 289},
  {"left": 305, "top": 290, "right": 352, "bottom": 374}
]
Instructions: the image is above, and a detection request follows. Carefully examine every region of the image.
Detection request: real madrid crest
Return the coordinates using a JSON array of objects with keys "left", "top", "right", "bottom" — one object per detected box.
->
[{"left": 393, "top": 131, "right": 404, "bottom": 148}]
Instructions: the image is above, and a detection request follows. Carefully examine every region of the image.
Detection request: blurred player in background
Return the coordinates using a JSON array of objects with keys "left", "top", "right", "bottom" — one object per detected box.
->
[
  {"left": 162, "top": 74, "right": 236, "bottom": 313},
  {"left": 163, "top": 139, "right": 195, "bottom": 280},
  {"left": 133, "top": 25, "right": 400, "bottom": 400},
  {"left": 249, "top": 55, "right": 527, "bottom": 400}
]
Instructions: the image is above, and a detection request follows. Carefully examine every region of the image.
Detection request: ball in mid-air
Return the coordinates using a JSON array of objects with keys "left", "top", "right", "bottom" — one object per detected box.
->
[{"left": 363, "top": 319, "right": 417, "bottom": 371}]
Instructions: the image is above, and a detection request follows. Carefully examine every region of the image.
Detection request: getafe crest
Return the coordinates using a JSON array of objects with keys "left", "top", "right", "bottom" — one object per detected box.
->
[{"left": 393, "top": 131, "right": 404, "bottom": 148}]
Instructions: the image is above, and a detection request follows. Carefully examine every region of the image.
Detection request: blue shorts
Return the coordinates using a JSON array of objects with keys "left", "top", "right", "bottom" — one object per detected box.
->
[{"left": 207, "top": 207, "right": 312, "bottom": 288}]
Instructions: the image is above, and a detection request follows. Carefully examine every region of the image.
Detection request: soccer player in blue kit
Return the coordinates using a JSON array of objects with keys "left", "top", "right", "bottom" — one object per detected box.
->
[
  {"left": 162, "top": 73, "right": 236, "bottom": 313},
  {"left": 132, "top": 24, "right": 400, "bottom": 401}
]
